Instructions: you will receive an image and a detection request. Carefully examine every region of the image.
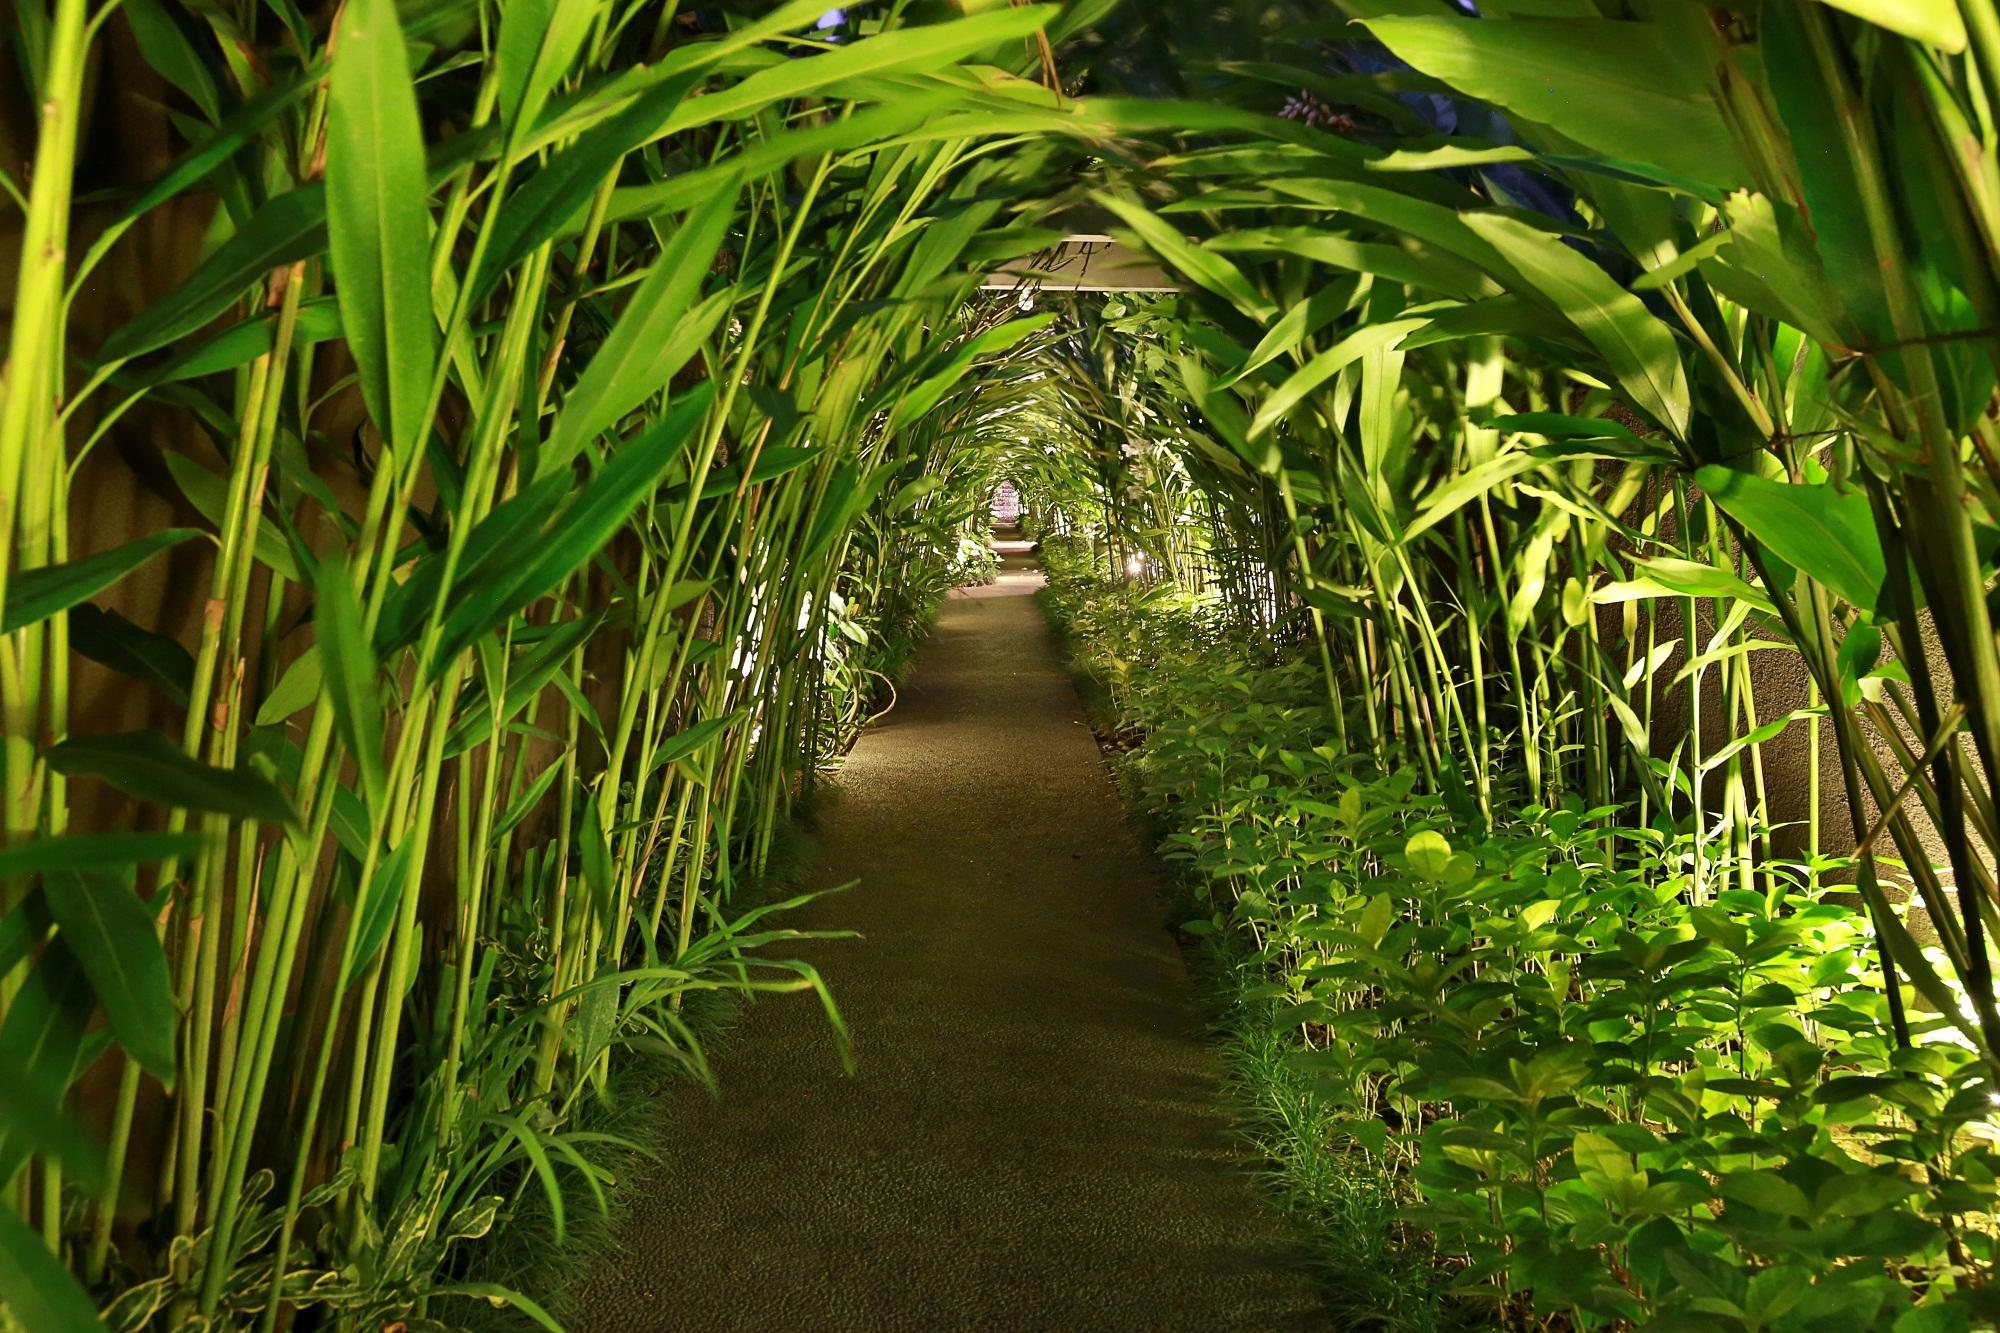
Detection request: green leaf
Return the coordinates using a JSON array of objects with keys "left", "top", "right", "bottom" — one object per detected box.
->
[
  {"left": 326, "top": 0, "right": 437, "bottom": 456},
  {"left": 344, "top": 838, "right": 414, "bottom": 987},
  {"left": 1720, "top": 1169, "right": 1811, "bottom": 1218},
  {"left": 1696, "top": 466, "right": 1885, "bottom": 612},
  {"left": 646, "top": 713, "right": 742, "bottom": 776},
  {"left": 1249, "top": 317, "right": 1432, "bottom": 440},
  {"left": 98, "top": 186, "right": 327, "bottom": 364},
  {"left": 69, "top": 604, "right": 195, "bottom": 709},
  {"left": 314, "top": 554, "right": 386, "bottom": 814},
  {"left": 1098, "top": 193, "right": 1276, "bottom": 322},
  {"left": 1403, "top": 452, "right": 1544, "bottom": 544},
  {"left": 1814, "top": 0, "right": 1965, "bottom": 50},
  {"left": 1361, "top": 15, "right": 1742, "bottom": 188},
  {"left": 439, "top": 385, "right": 716, "bottom": 662},
  {"left": 0, "top": 832, "right": 208, "bottom": 880},
  {"left": 429, "top": 1282, "right": 562, "bottom": 1333},
  {"left": 44, "top": 870, "right": 175, "bottom": 1087},
  {"left": 541, "top": 181, "right": 740, "bottom": 474},
  {"left": 475, "top": 72, "right": 703, "bottom": 297},
  {"left": 4, "top": 530, "right": 201, "bottom": 634},
  {"left": 1405, "top": 830, "right": 1453, "bottom": 881},
  {"left": 0, "top": 1206, "right": 107, "bottom": 1331},
  {"left": 163, "top": 452, "right": 301, "bottom": 583},
  {"left": 1592, "top": 555, "right": 1778, "bottom": 617},
  {"left": 46, "top": 731, "right": 297, "bottom": 827},
  {"left": 256, "top": 646, "right": 323, "bottom": 727},
  {"left": 0, "top": 940, "right": 105, "bottom": 1193},
  {"left": 495, "top": 0, "right": 597, "bottom": 140},
  {"left": 1463, "top": 211, "right": 1691, "bottom": 442}
]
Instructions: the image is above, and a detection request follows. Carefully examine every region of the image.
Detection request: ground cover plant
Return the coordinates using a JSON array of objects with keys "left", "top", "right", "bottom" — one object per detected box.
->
[{"left": 1039, "top": 536, "right": 1993, "bottom": 1330}]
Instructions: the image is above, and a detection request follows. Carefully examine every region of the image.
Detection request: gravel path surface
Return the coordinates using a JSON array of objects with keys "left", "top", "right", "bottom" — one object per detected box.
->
[{"left": 570, "top": 541, "right": 1329, "bottom": 1331}]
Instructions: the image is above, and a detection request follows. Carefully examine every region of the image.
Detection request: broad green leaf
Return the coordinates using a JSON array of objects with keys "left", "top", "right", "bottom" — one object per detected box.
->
[
  {"left": 1464, "top": 212, "right": 1691, "bottom": 443},
  {"left": 1405, "top": 830, "right": 1453, "bottom": 880},
  {"left": 1361, "top": 15, "right": 1743, "bottom": 188},
  {"left": 1593, "top": 555, "right": 1779, "bottom": 617},
  {"left": 1249, "top": 318, "right": 1431, "bottom": 439},
  {"left": 0, "top": 1205, "right": 107, "bottom": 1331},
  {"left": 0, "top": 940, "right": 104, "bottom": 1193},
  {"left": 142, "top": 298, "right": 344, "bottom": 387},
  {"left": 344, "top": 838, "right": 414, "bottom": 986},
  {"left": 326, "top": 0, "right": 436, "bottom": 456},
  {"left": 639, "top": 5, "right": 1060, "bottom": 149},
  {"left": 4, "top": 530, "right": 200, "bottom": 634},
  {"left": 1814, "top": 0, "right": 1965, "bottom": 49},
  {"left": 69, "top": 604, "right": 195, "bottom": 709},
  {"left": 1696, "top": 466, "right": 1885, "bottom": 612},
  {"left": 888, "top": 315, "right": 1056, "bottom": 435},
  {"left": 1699, "top": 707, "right": 1823, "bottom": 774},
  {"left": 44, "top": 870, "right": 175, "bottom": 1086},
  {"left": 475, "top": 71, "right": 704, "bottom": 297},
  {"left": 1402, "top": 452, "right": 1544, "bottom": 544},
  {"left": 492, "top": 762, "right": 563, "bottom": 845},
  {"left": 646, "top": 714, "right": 742, "bottom": 776},
  {"left": 1209, "top": 229, "right": 1493, "bottom": 301},
  {"left": 496, "top": 0, "right": 597, "bottom": 139},
  {"left": 46, "top": 731, "right": 297, "bottom": 827}
]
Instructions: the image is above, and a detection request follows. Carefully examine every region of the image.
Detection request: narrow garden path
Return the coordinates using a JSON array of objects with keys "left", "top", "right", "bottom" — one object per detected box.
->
[{"left": 573, "top": 540, "right": 1329, "bottom": 1331}]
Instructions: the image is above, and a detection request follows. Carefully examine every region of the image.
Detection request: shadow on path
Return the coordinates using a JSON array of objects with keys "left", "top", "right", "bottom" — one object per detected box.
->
[{"left": 570, "top": 537, "right": 1330, "bottom": 1331}]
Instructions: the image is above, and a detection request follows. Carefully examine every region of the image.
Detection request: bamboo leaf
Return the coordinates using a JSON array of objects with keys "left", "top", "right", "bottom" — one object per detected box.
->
[
  {"left": 441, "top": 384, "right": 717, "bottom": 662},
  {"left": 0, "top": 832, "right": 208, "bottom": 879},
  {"left": 496, "top": 0, "right": 598, "bottom": 139},
  {"left": 44, "top": 870, "right": 176, "bottom": 1086},
  {"left": 1249, "top": 318, "right": 1431, "bottom": 440},
  {"left": 163, "top": 452, "right": 301, "bottom": 582},
  {"left": 0, "top": 1206, "right": 107, "bottom": 1332},
  {"left": 4, "top": 530, "right": 201, "bottom": 634},
  {"left": 314, "top": 553, "right": 386, "bottom": 815},
  {"left": 97, "top": 186, "right": 327, "bottom": 364},
  {"left": 1463, "top": 212, "right": 1691, "bottom": 443},
  {"left": 69, "top": 604, "right": 195, "bottom": 710},
  {"left": 1098, "top": 193, "right": 1276, "bottom": 322},
  {"left": 256, "top": 645, "right": 323, "bottom": 727},
  {"left": 343, "top": 838, "right": 414, "bottom": 986},
  {"left": 46, "top": 731, "right": 297, "bottom": 827},
  {"left": 0, "top": 940, "right": 105, "bottom": 1193},
  {"left": 1813, "top": 0, "right": 1965, "bottom": 50},
  {"left": 541, "top": 183, "right": 740, "bottom": 474},
  {"left": 326, "top": 0, "right": 436, "bottom": 456},
  {"left": 1360, "top": 15, "right": 1743, "bottom": 188}
]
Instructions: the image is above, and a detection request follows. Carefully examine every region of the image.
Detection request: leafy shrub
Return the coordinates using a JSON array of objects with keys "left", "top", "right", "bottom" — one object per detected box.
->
[{"left": 1043, "top": 541, "right": 1998, "bottom": 1332}]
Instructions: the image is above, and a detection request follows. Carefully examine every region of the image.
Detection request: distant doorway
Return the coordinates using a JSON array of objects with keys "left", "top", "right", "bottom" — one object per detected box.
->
[{"left": 991, "top": 482, "right": 1021, "bottom": 527}]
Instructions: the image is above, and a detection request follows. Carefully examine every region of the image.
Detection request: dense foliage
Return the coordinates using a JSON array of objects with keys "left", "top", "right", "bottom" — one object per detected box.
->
[
  {"left": 1044, "top": 538, "right": 1989, "bottom": 1329},
  {"left": 13, "top": 0, "right": 2000, "bottom": 1326},
  {"left": 0, "top": 3, "right": 1108, "bottom": 1328}
]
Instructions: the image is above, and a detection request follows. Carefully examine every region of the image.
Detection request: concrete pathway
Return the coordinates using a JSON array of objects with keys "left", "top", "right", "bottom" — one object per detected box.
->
[{"left": 571, "top": 540, "right": 1329, "bottom": 1331}]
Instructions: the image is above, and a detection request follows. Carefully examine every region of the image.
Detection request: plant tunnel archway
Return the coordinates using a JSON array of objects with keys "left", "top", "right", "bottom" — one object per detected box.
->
[{"left": 7, "top": 0, "right": 2000, "bottom": 1327}]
